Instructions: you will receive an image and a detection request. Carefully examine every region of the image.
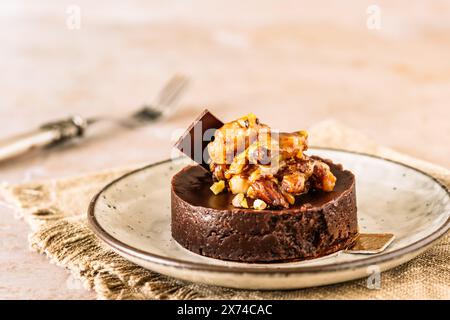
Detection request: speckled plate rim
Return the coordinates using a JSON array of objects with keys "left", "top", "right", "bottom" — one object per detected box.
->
[{"left": 88, "top": 148, "right": 450, "bottom": 275}]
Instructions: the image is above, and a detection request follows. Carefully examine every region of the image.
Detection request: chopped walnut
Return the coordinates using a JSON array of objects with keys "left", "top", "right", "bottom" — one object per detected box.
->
[
  {"left": 232, "top": 193, "right": 245, "bottom": 207},
  {"left": 247, "top": 179, "right": 289, "bottom": 208}
]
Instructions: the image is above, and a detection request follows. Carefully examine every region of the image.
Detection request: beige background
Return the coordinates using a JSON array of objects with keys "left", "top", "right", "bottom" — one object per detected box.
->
[{"left": 0, "top": 1, "right": 449, "bottom": 299}]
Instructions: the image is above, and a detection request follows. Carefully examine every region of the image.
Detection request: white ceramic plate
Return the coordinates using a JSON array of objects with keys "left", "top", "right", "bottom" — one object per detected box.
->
[{"left": 88, "top": 148, "right": 450, "bottom": 290}]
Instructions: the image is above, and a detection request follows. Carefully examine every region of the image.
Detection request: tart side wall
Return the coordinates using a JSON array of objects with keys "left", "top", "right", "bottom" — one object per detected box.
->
[{"left": 171, "top": 168, "right": 358, "bottom": 263}]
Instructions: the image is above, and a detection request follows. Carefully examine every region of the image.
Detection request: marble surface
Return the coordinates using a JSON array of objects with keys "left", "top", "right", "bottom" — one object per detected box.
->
[{"left": 0, "top": 0, "right": 449, "bottom": 299}]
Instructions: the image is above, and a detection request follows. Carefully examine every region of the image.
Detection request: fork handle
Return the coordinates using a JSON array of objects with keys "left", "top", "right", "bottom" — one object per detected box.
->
[{"left": 0, "top": 116, "right": 87, "bottom": 163}]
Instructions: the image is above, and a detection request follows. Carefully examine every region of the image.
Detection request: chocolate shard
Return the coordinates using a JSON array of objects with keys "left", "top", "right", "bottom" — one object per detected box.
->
[{"left": 174, "top": 109, "right": 224, "bottom": 170}]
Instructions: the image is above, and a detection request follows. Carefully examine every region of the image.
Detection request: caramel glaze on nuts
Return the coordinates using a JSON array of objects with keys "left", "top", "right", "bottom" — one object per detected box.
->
[{"left": 207, "top": 114, "right": 337, "bottom": 209}]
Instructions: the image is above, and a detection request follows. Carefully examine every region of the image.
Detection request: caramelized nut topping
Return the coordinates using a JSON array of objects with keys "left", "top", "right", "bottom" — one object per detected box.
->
[{"left": 208, "top": 114, "right": 336, "bottom": 209}]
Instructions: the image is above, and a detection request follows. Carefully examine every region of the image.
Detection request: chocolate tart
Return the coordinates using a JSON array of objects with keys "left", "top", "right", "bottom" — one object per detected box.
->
[{"left": 171, "top": 158, "right": 358, "bottom": 263}]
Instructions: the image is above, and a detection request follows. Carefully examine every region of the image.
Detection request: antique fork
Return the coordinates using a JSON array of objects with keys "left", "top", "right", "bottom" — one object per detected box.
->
[{"left": 0, "top": 74, "right": 189, "bottom": 163}]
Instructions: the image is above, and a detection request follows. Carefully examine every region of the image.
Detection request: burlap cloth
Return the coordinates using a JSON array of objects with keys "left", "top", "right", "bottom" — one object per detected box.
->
[{"left": 1, "top": 120, "right": 449, "bottom": 299}]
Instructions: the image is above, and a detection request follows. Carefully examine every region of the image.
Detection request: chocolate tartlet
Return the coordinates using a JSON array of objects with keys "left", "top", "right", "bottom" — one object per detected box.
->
[
  {"left": 172, "top": 111, "right": 358, "bottom": 262},
  {"left": 172, "top": 158, "right": 357, "bottom": 262}
]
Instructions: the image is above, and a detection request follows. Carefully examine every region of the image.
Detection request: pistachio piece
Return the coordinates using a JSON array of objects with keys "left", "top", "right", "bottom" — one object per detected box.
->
[
  {"left": 232, "top": 193, "right": 245, "bottom": 207},
  {"left": 210, "top": 180, "right": 225, "bottom": 195},
  {"left": 253, "top": 199, "right": 268, "bottom": 210},
  {"left": 241, "top": 197, "right": 249, "bottom": 208}
]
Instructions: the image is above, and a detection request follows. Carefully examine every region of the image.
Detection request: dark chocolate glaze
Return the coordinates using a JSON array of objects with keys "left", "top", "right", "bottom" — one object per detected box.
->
[{"left": 171, "top": 158, "right": 358, "bottom": 263}]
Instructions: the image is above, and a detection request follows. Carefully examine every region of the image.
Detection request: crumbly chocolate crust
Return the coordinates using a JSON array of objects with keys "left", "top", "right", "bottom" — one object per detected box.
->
[{"left": 171, "top": 158, "right": 358, "bottom": 263}]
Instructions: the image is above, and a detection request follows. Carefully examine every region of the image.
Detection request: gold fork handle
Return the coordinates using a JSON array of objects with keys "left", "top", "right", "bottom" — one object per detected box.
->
[{"left": 0, "top": 116, "right": 87, "bottom": 163}]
